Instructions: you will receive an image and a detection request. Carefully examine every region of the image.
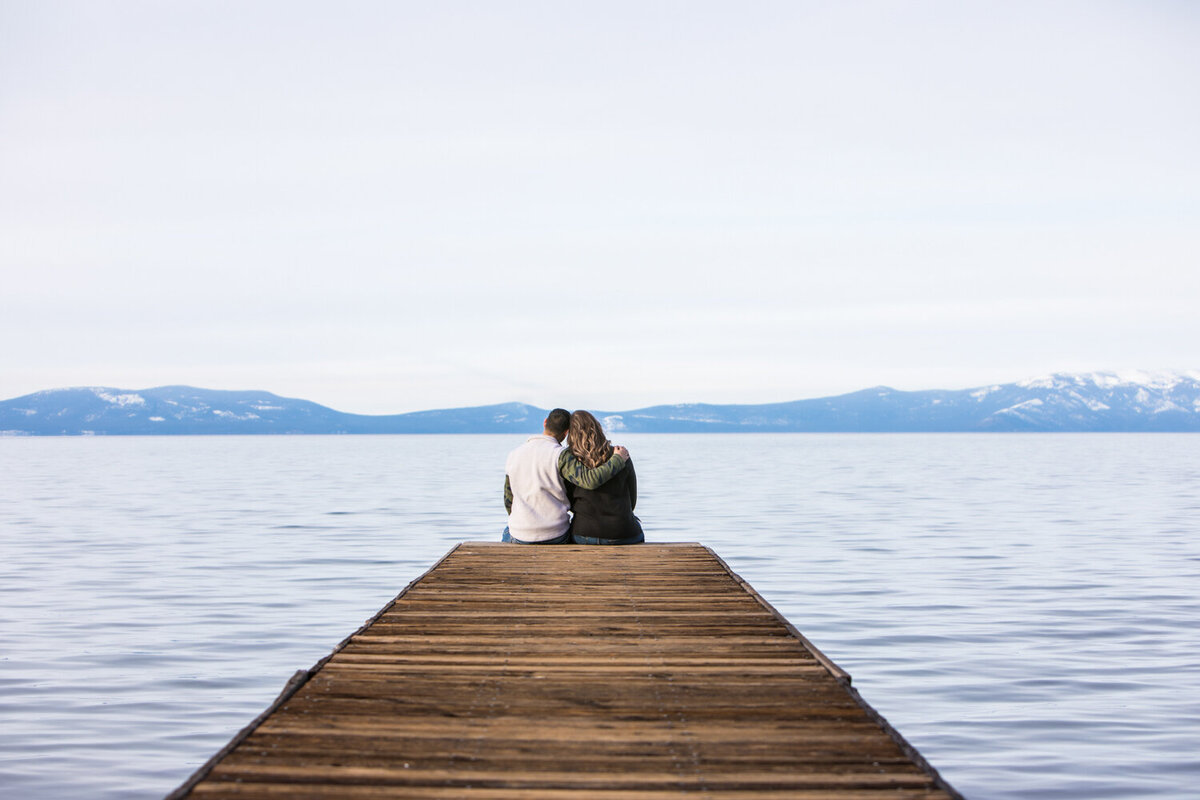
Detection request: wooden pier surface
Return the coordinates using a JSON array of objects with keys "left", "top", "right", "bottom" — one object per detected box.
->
[{"left": 171, "top": 543, "right": 961, "bottom": 799}]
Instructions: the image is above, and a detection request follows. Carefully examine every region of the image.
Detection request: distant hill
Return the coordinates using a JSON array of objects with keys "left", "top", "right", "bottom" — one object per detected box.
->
[
  {"left": 0, "top": 386, "right": 544, "bottom": 435},
  {"left": 596, "top": 371, "right": 1200, "bottom": 433},
  {"left": 2, "top": 371, "right": 1199, "bottom": 435}
]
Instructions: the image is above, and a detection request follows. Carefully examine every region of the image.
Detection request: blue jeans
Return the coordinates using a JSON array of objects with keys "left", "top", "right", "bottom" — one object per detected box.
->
[
  {"left": 571, "top": 531, "right": 645, "bottom": 545},
  {"left": 501, "top": 526, "right": 570, "bottom": 545}
]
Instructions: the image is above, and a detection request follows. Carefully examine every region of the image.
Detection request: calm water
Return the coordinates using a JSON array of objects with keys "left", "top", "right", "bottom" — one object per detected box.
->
[{"left": 1, "top": 434, "right": 1198, "bottom": 799}]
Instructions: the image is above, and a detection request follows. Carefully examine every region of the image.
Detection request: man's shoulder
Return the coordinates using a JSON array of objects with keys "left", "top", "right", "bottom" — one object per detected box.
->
[
  {"left": 517, "top": 434, "right": 560, "bottom": 451},
  {"left": 507, "top": 435, "right": 562, "bottom": 464}
]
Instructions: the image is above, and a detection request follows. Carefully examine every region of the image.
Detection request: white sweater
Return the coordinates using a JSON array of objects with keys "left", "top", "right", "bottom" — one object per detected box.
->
[{"left": 504, "top": 434, "right": 569, "bottom": 542}]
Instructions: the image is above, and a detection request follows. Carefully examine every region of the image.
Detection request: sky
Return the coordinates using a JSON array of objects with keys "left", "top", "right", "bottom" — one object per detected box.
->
[{"left": 2, "top": 1, "right": 1198, "bottom": 414}]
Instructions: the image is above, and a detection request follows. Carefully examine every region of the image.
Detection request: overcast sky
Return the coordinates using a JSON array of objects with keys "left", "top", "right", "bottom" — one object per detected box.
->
[{"left": 2, "top": 1, "right": 1198, "bottom": 414}]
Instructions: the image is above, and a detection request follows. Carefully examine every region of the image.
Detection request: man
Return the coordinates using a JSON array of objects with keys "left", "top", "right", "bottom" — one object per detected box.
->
[{"left": 503, "top": 408, "right": 629, "bottom": 544}]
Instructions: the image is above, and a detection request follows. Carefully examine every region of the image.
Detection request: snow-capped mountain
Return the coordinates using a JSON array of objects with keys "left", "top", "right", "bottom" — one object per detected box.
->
[
  {"left": 0, "top": 386, "right": 543, "bottom": 435},
  {"left": 2, "top": 372, "right": 1199, "bottom": 435},
  {"left": 990, "top": 370, "right": 1200, "bottom": 431},
  {"left": 604, "top": 371, "right": 1200, "bottom": 432}
]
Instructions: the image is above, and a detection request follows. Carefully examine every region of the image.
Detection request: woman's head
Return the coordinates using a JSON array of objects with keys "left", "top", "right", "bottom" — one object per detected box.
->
[{"left": 568, "top": 410, "right": 613, "bottom": 469}]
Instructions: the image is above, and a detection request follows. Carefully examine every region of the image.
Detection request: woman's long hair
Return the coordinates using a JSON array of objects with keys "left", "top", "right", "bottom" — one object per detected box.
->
[{"left": 568, "top": 410, "right": 614, "bottom": 469}]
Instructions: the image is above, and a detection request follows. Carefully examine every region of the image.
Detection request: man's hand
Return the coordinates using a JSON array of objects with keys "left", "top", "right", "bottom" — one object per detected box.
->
[{"left": 614, "top": 445, "right": 629, "bottom": 460}]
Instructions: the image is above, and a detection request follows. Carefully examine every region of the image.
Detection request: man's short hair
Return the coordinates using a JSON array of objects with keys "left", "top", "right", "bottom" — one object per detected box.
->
[{"left": 545, "top": 408, "right": 571, "bottom": 436}]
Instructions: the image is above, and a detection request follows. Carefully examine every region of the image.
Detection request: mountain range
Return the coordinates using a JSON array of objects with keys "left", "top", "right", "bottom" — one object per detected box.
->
[{"left": 2, "top": 371, "right": 1199, "bottom": 435}]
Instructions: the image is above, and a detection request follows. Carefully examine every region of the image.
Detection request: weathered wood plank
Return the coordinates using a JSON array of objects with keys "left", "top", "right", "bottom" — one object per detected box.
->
[{"left": 169, "top": 543, "right": 961, "bottom": 799}]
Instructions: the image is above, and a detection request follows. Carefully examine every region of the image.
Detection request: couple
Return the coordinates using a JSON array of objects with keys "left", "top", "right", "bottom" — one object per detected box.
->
[{"left": 502, "top": 408, "right": 643, "bottom": 545}]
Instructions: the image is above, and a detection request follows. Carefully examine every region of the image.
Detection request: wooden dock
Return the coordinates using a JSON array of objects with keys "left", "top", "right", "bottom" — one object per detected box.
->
[{"left": 169, "top": 543, "right": 961, "bottom": 799}]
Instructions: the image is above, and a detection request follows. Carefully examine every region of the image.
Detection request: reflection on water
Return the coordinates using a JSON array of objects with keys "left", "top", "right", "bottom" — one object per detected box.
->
[{"left": 1, "top": 434, "right": 1198, "bottom": 799}]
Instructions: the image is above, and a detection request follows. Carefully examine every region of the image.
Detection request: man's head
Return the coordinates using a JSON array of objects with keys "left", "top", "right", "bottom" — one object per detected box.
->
[{"left": 544, "top": 408, "right": 571, "bottom": 442}]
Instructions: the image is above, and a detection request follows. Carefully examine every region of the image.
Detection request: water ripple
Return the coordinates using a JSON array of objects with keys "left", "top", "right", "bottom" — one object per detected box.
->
[{"left": 2, "top": 433, "right": 1199, "bottom": 799}]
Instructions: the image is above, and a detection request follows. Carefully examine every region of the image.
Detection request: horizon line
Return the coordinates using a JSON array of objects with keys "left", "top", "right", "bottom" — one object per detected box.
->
[{"left": 7, "top": 367, "right": 1200, "bottom": 417}]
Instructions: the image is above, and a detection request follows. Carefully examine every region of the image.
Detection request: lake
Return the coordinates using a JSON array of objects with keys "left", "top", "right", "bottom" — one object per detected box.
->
[{"left": 1, "top": 433, "right": 1198, "bottom": 798}]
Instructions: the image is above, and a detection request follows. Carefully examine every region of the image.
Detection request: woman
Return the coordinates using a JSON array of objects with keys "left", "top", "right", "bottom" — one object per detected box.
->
[{"left": 566, "top": 410, "right": 644, "bottom": 545}]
